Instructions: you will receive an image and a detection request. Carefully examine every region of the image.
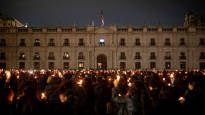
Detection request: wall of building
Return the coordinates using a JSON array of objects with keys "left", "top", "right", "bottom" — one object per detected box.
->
[{"left": 0, "top": 26, "right": 205, "bottom": 70}]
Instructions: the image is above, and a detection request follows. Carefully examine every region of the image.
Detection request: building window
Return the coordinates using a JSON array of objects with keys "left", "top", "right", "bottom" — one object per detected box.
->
[
  {"left": 34, "top": 62, "right": 40, "bottom": 69},
  {"left": 179, "top": 52, "right": 186, "bottom": 60},
  {"left": 150, "top": 52, "right": 156, "bottom": 59},
  {"left": 199, "top": 38, "right": 205, "bottom": 46},
  {"left": 79, "top": 38, "right": 84, "bottom": 46},
  {"left": 19, "top": 62, "right": 25, "bottom": 69},
  {"left": 120, "top": 52, "right": 126, "bottom": 60},
  {"left": 0, "top": 63, "right": 6, "bottom": 69},
  {"left": 165, "top": 52, "right": 171, "bottom": 60},
  {"left": 64, "top": 39, "right": 70, "bottom": 46},
  {"left": 120, "top": 62, "right": 126, "bottom": 70},
  {"left": 33, "top": 52, "right": 40, "bottom": 60},
  {"left": 135, "top": 38, "right": 140, "bottom": 46},
  {"left": 180, "top": 62, "right": 186, "bottom": 70},
  {"left": 165, "top": 38, "right": 171, "bottom": 46},
  {"left": 200, "top": 52, "right": 205, "bottom": 59},
  {"left": 180, "top": 38, "right": 185, "bottom": 46},
  {"left": 19, "top": 53, "right": 26, "bottom": 60},
  {"left": 120, "top": 38, "right": 125, "bottom": 46},
  {"left": 78, "top": 52, "right": 84, "bottom": 59},
  {"left": 19, "top": 39, "right": 26, "bottom": 46},
  {"left": 135, "top": 62, "right": 141, "bottom": 69},
  {"left": 48, "top": 62, "right": 54, "bottom": 69},
  {"left": 34, "top": 39, "right": 40, "bottom": 46},
  {"left": 48, "top": 52, "right": 55, "bottom": 60},
  {"left": 135, "top": 52, "right": 141, "bottom": 59},
  {"left": 64, "top": 62, "right": 69, "bottom": 69},
  {"left": 0, "top": 39, "right": 6, "bottom": 47},
  {"left": 63, "top": 52, "right": 70, "bottom": 60},
  {"left": 150, "top": 38, "right": 155, "bottom": 46},
  {"left": 165, "top": 62, "right": 171, "bottom": 69},
  {"left": 48, "top": 39, "right": 55, "bottom": 46},
  {"left": 199, "top": 62, "right": 205, "bottom": 70},
  {"left": 0, "top": 52, "right": 6, "bottom": 60},
  {"left": 150, "top": 62, "right": 156, "bottom": 69},
  {"left": 78, "top": 62, "right": 84, "bottom": 69},
  {"left": 99, "top": 38, "right": 105, "bottom": 46}
]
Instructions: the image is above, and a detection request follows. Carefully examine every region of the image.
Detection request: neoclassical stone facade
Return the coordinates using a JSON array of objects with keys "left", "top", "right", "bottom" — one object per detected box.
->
[{"left": 0, "top": 25, "right": 205, "bottom": 70}]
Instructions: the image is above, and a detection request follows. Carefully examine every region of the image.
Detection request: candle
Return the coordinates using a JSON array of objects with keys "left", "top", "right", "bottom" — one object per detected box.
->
[{"left": 41, "top": 92, "right": 47, "bottom": 100}]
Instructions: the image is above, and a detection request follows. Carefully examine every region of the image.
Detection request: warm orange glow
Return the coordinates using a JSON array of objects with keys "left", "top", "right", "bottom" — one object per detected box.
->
[
  {"left": 41, "top": 92, "right": 47, "bottom": 100},
  {"left": 5, "top": 71, "right": 11, "bottom": 83},
  {"left": 77, "top": 79, "right": 83, "bottom": 87},
  {"left": 8, "top": 89, "right": 14, "bottom": 104},
  {"left": 128, "top": 82, "right": 132, "bottom": 87},
  {"left": 59, "top": 93, "right": 67, "bottom": 103}
]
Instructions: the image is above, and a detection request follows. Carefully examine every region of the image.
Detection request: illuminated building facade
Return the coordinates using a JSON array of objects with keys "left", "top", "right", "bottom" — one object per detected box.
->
[{"left": 0, "top": 14, "right": 205, "bottom": 70}]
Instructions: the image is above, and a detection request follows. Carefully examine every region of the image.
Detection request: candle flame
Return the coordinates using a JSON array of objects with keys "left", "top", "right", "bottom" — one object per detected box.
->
[{"left": 41, "top": 92, "right": 47, "bottom": 100}]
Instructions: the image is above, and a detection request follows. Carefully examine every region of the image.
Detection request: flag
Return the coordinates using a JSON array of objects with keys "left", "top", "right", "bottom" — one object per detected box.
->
[{"left": 100, "top": 10, "right": 104, "bottom": 26}]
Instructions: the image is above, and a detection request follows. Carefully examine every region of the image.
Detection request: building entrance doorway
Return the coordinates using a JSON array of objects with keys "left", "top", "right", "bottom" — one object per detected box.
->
[{"left": 97, "top": 54, "right": 107, "bottom": 69}]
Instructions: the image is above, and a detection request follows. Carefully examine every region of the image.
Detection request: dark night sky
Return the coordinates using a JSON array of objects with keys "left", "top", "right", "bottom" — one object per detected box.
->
[{"left": 0, "top": 0, "right": 204, "bottom": 26}]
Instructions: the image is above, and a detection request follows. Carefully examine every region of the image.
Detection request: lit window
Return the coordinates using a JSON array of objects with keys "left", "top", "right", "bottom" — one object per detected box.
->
[
  {"left": 34, "top": 39, "right": 40, "bottom": 46},
  {"left": 63, "top": 52, "right": 70, "bottom": 59},
  {"left": 99, "top": 38, "right": 105, "bottom": 46},
  {"left": 78, "top": 62, "right": 84, "bottom": 69},
  {"left": 19, "top": 53, "right": 26, "bottom": 60},
  {"left": 165, "top": 62, "right": 171, "bottom": 69},
  {"left": 34, "top": 52, "right": 40, "bottom": 60}
]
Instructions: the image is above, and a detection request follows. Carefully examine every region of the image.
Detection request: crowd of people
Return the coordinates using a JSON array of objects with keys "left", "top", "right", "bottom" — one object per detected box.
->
[{"left": 0, "top": 69, "right": 205, "bottom": 115}]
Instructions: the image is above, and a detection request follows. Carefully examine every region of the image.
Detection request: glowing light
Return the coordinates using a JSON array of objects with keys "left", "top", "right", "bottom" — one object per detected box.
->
[
  {"left": 118, "top": 94, "right": 121, "bottom": 96},
  {"left": 16, "top": 75, "right": 20, "bottom": 79},
  {"left": 77, "top": 79, "right": 83, "bottom": 87},
  {"left": 59, "top": 93, "right": 67, "bottom": 103},
  {"left": 41, "top": 92, "right": 47, "bottom": 100},
  {"left": 162, "top": 77, "right": 166, "bottom": 81},
  {"left": 5, "top": 71, "right": 11, "bottom": 83},
  {"left": 178, "top": 96, "right": 185, "bottom": 104},
  {"left": 128, "top": 82, "right": 132, "bottom": 87},
  {"left": 28, "top": 70, "right": 33, "bottom": 75},
  {"left": 58, "top": 71, "right": 63, "bottom": 78},
  {"left": 170, "top": 73, "right": 175, "bottom": 84},
  {"left": 149, "top": 86, "right": 153, "bottom": 91},
  {"left": 117, "top": 75, "right": 120, "bottom": 80},
  {"left": 8, "top": 89, "right": 14, "bottom": 104},
  {"left": 168, "top": 83, "right": 171, "bottom": 87}
]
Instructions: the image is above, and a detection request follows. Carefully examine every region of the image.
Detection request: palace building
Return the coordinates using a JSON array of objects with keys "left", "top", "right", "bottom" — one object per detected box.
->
[{"left": 0, "top": 13, "right": 205, "bottom": 70}]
